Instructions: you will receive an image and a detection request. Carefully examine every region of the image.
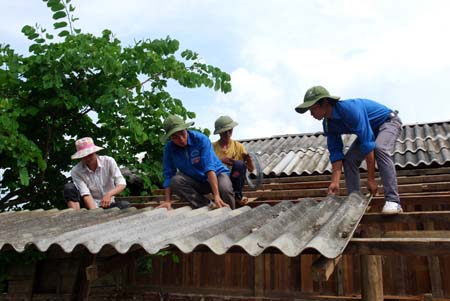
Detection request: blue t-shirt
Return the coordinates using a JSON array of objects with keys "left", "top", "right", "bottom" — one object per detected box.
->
[
  {"left": 162, "top": 130, "right": 229, "bottom": 188},
  {"left": 324, "top": 98, "right": 392, "bottom": 163}
]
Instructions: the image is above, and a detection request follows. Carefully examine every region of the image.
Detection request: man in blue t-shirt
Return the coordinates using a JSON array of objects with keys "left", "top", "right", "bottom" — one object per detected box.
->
[
  {"left": 295, "top": 86, "right": 403, "bottom": 214},
  {"left": 157, "top": 115, "right": 235, "bottom": 210}
]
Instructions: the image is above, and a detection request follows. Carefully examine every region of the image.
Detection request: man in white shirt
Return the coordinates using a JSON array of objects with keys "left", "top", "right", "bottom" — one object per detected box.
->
[{"left": 63, "top": 137, "right": 128, "bottom": 209}]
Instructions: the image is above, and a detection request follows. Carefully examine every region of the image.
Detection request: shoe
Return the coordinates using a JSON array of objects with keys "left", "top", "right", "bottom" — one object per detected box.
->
[{"left": 381, "top": 201, "right": 403, "bottom": 214}]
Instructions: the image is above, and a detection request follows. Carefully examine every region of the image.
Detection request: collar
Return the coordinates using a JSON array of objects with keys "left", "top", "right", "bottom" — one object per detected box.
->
[
  {"left": 331, "top": 104, "right": 341, "bottom": 120},
  {"left": 82, "top": 155, "right": 103, "bottom": 172},
  {"left": 186, "top": 130, "right": 193, "bottom": 147}
]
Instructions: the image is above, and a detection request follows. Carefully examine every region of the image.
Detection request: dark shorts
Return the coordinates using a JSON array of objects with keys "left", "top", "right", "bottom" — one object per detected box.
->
[{"left": 63, "top": 182, "right": 129, "bottom": 209}]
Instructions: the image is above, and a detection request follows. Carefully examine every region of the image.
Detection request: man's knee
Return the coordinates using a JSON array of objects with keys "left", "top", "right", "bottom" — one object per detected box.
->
[
  {"left": 169, "top": 174, "right": 187, "bottom": 191},
  {"left": 63, "top": 183, "right": 80, "bottom": 202},
  {"left": 218, "top": 174, "right": 235, "bottom": 208},
  {"left": 231, "top": 160, "right": 246, "bottom": 177}
]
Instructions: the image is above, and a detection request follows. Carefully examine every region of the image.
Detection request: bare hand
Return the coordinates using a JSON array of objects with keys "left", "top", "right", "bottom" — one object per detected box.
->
[
  {"left": 214, "top": 196, "right": 229, "bottom": 208},
  {"left": 100, "top": 194, "right": 112, "bottom": 208},
  {"left": 328, "top": 182, "right": 340, "bottom": 195},
  {"left": 367, "top": 179, "right": 378, "bottom": 196},
  {"left": 156, "top": 201, "right": 172, "bottom": 210},
  {"left": 222, "top": 157, "right": 234, "bottom": 166}
]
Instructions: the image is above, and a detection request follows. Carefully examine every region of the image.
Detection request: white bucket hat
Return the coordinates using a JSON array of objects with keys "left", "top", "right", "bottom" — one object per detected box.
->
[{"left": 71, "top": 137, "right": 104, "bottom": 159}]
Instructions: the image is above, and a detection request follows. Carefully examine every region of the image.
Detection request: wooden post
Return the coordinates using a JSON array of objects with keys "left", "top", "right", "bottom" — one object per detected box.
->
[
  {"left": 360, "top": 226, "right": 384, "bottom": 301},
  {"left": 336, "top": 258, "right": 344, "bottom": 296},
  {"left": 424, "top": 220, "right": 444, "bottom": 298},
  {"left": 254, "top": 254, "right": 265, "bottom": 296},
  {"left": 311, "top": 255, "right": 342, "bottom": 282},
  {"left": 77, "top": 253, "right": 96, "bottom": 301}
]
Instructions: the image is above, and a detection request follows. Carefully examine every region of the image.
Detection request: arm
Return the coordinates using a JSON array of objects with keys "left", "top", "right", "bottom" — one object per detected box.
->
[
  {"left": 207, "top": 170, "right": 228, "bottom": 208},
  {"left": 221, "top": 157, "right": 235, "bottom": 166},
  {"left": 82, "top": 194, "right": 99, "bottom": 209},
  {"left": 157, "top": 187, "right": 173, "bottom": 209},
  {"left": 71, "top": 168, "right": 97, "bottom": 209},
  {"left": 240, "top": 143, "right": 254, "bottom": 172},
  {"left": 101, "top": 157, "right": 127, "bottom": 208},
  {"left": 243, "top": 153, "right": 255, "bottom": 172},
  {"left": 328, "top": 160, "right": 343, "bottom": 195},
  {"left": 364, "top": 150, "right": 378, "bottom": 195},
  {"left": 100, "top": 183, "right": 126, "bottom": 208}
]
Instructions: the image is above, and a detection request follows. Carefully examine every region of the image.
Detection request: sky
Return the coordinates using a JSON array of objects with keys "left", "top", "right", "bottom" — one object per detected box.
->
[{"left": 1, "top": 0, "right": 450, "bottom": 140}]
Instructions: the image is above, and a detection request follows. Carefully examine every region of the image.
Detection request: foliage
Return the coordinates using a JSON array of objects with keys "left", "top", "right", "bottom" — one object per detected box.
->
[
  {"left": 136, "top": 250, "right": 180, "bottom": 274},
  {"left": 0, "top": 0, "right": 232, "bottom": 210},
  {"left": 0, "top": 249, "right": 46, "bottom": 292}
]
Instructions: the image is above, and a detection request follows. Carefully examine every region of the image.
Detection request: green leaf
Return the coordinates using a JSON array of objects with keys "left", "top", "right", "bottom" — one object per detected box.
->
[
  {"left": 52, "top": 11, "right": 67, "bottom": 20},
  {"left": 171, "top": 254, "right": 180, "bottom": 263},
  {"left": 19, "top": 168, "right": 29, "bottom": 186},
  {"left": 58, "top": 30, "right": 70, "bottom": 37},
  {"left": 21, "top": 25, "right": 34, "bottom": 35},
  {"left": 29, "top": 44, "right": 41, "bottom": 53},
  {"left": 0, "top": 0, "right": 232, "bottom": 212},
  {"left": 53, "top": 21, "right": 68, "bottom": 29},
  {"left": 49, "top": 2, "right": 65, "bottom": 12}
]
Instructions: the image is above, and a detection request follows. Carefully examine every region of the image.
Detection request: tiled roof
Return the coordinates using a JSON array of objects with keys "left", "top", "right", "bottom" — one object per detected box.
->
[
  {"left": 242, "top": 121, "right": 450, "bottom": 176},
  {"left": 0, "top": 193, "right": 369, "bottom": 258}
]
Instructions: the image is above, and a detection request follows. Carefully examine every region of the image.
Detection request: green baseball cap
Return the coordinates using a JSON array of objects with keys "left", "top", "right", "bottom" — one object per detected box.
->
[
  {"left": 214, "top": 115, "right": 238, "bottom": 135},
  {"left": 161, "top": 115, "right": 194, "bottom": 142},
  {"left": 295, "top": 86, "right": 340, "bottom": 114}
]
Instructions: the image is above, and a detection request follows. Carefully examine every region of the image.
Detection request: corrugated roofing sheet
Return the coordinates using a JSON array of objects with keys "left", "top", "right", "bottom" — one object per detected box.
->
[
  {"left": 0, "top": 193, "right": 369, "bottom": 258},
  {"left": 242, "top": 121, "right": 450, "bottom": 176}
]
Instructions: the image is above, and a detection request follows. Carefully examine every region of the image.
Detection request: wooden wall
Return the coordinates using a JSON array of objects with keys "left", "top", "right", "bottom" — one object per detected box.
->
[{"left": 2, "top": 167, "right": 450, "bottom": 300}]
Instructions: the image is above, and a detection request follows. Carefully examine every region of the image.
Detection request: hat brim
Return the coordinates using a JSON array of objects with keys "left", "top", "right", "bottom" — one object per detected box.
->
[
  {"left": 71, "top": 146, "right": 104, "bottom": 159},
  {"left": 160, "top": 121, "right": 194, "bottom": 143},
  {"left": 295, "top": 95, "right": 340, "bottom": 114},
  {"left": 214, "top": 121, "right": 238, "bottom": 135}
]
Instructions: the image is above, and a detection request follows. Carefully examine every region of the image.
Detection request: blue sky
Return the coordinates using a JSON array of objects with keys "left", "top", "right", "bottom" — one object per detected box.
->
[{"left": 2, "top": 0, "right": 450, "bottom": 140}]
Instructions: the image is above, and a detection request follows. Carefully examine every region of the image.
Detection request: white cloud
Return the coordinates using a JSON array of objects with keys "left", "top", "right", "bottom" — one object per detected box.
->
[{"left": 2, "top": 0, "right": 450, "bottom": 141}]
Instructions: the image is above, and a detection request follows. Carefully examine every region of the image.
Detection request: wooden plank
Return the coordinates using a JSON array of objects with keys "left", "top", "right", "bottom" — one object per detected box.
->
[
  {"left": 256, "top": 166, "right": 450, "bottom": 185},
  {"left": 241, "top": 182, "right": 450, "bottom": 200},
  {"left": 246, "top": 174, "right": 450, "bottom": 192},
  {"left": 346, "top": 238, "right": 450, "bottom": 256},
  {"left": 77, "top": 253, "right": 95, "bottom": 301},
  {"left": 300, "top": 255, "right": 314, "bottom": 293},
  {"left": 335, "top": 259, "right": 344, "bottom": 296},
  {"left": 424, "top": 220, "right": 444, "bottom": 298},
  {"left": 360, "top": 226, "right": 383, "bottom": 301},
  {"left": 311, "top": 255, "right": 342, "bottom": 282},
  {"left": 360, "top": 254, "right": 383, "bottom": 301},
  {"left": 383, "top": 230, "right": 450, "bottom": 238},
  {"left": 361, "top": 211, "right": 450, "bottom": 224},
  {"left": 6, "top": 263, "right": 36, "bottom": 300},
  {"left": 248, "top": 195, "right": 450, "bottom": 208}
]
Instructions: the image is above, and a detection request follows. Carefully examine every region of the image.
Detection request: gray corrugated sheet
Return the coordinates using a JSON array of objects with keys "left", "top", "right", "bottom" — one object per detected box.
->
[
  {"left": 0, "top": 193, "right": 369, "bottom": 258},
  {"left": 242, "top": 121, "right": 450, "bottom": 176}
]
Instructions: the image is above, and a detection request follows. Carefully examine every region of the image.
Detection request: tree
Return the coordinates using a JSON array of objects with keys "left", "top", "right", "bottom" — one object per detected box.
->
[{"left": 0, "top": 0, "right": 232, "bottom": 211}]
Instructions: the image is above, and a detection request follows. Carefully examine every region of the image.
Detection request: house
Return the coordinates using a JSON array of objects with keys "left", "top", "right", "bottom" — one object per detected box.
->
[{"left": 1, "top": 120, "right": 450, "bottom": 300}]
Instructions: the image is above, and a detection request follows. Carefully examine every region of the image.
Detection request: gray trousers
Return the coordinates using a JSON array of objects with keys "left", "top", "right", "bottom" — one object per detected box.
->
[
  {"left": 170, "top": 173, "right": 235, "bottom": 209},
  {"left": 343, "top": 116, "right": 402, "bottom": 203}
]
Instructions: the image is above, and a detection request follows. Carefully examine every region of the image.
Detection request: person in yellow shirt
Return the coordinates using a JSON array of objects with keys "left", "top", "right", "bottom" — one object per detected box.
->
[{"left": 213, "top": 116, "right": 254, "bottom": 205}]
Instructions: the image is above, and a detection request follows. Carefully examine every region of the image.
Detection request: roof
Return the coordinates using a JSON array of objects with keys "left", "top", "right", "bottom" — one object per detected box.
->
[
  {"left": 242, "top": 120, "right": 450, "bottom": 176},
  {"left": 3, "top": 120, "right": 448, "bottom": 259},
  {"left": 0, "top": 193, "right": 369, "bottom": 258}
]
